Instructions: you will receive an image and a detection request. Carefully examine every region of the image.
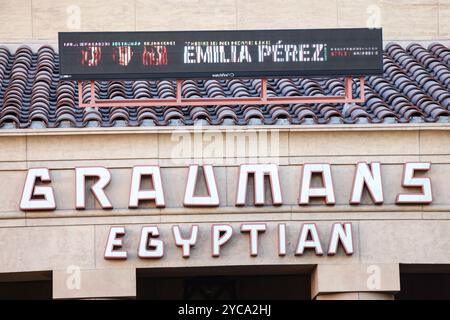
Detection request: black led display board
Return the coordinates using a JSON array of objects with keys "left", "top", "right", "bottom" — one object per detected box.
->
[{"left": 59, "top": 28, "right": 383, "bottom": 80}]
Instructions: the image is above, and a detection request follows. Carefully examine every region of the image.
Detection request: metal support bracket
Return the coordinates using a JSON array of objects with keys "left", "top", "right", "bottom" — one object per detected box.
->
[{"left": 77, "top": 76, "right": 365, "bottom": 108}]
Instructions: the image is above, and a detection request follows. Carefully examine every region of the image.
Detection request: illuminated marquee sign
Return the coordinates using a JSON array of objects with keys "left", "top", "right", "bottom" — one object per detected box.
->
[{"left": 59, "top": 28, "right": 383, "bottom": 80}]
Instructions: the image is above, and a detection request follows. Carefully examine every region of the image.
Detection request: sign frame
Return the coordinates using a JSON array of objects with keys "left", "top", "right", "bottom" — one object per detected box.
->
[{"left": 59, "top": 28, "right": 383, "bottom": 81}]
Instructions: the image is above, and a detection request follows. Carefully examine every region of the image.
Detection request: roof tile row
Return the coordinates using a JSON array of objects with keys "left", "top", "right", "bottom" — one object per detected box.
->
[{"left": 0, "top": 42, "right": 448, "bottom": 128}]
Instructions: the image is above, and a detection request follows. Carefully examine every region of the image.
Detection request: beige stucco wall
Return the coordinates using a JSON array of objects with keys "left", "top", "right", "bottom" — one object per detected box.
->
[
  {"left": 0, "top": 0, "right": 449, "bottom": 45},
  {"left": 0, "top": 123, "right": 449, "bottom": 298}
]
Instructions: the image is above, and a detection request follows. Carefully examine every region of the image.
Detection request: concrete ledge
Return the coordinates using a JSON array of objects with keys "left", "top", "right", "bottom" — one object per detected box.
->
[
  {"left": 0, "top": 123, "right": 450, "bottom": 137},
  {"left": 311, "top": 264, "right": 400, "bottom": 298},
  {"left": 315, "top": 292, "right": 395, "bottom": 300},
  {"left": 53, "top": 268, "right": 136, "bottom": 299}
]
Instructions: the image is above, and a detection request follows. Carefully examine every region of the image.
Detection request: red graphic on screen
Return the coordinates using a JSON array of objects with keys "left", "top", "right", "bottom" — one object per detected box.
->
[
  {"left": 112, "top": 46, "right": 134, "bottom": 66},
  {"left": 143, "top": 45, "right": 168, "bottom": 66},
  {"left": 81, "top": 46, "right": 102, "bottom": 67}
]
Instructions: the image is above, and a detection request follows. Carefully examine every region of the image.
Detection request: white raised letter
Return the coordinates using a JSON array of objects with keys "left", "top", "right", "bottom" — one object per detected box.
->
[
  {"left": 104, "top": 227, "right": 127, "bottom": 260},
  {"left": 172, "top": 225, "right": 198, "bottom": 258},
  {"left": 299, "top": 164, "right": 335, "bottom": 205},
  {"left": 184, "top": 165, "right": 219, "bottom": 207},
  {"left": 20, "top": 168, "right": 56, "bottom": 211},
  {"left": 241, "top": 224, "right": 266, "bottom": 256},
  {"left": 328, "top": 223, "right": 354, "bottom": 255},
  {"left": 138, "top": 226, "right": 164, "bottom": 258},
  {"left": 350, "top": 162, "right": 384, "bottom": 204},
  {"left": 278, "top": 223, "right": 287, "bottom": 256},
  {"left": 396, "top": 162, "right": 432, "bottom": 204},
  {"left": 129, "top": 166, "right": 165, "bottom": 208},
  {"left": 76, "top": 167, "right": 112, "bottom": 209},
  {"left": 212, "top": 225, "right": 233, "bottom": 257},
  {"left": 236, "top": 164, "right": 282, "bottom": 206},
  {"left": 295, "top": 223, "right": 323, "bottom": 255}
]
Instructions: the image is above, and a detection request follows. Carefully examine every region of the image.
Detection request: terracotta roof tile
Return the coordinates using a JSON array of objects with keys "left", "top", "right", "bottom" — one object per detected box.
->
[{"left": 0, "top": 43, "right": 448, "bottom": 128}]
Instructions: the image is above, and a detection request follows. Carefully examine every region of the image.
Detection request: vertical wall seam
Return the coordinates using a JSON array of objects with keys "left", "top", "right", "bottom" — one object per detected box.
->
[
  {"left": 235, "top": 0, "right": 238, "bottom": 29},
  {"left": 418, "top": 129, "right": 424, "bottom": 220},
  {"left": 336, "top": 0, "right": 339, "bottom": 27},
  {"left": 357, "top": 220, "right": 362, "bottom": 264},
  {"left": 30, "top": 0, "right": 34, "bottom": 39},
  {"left": 25, "top": 134, "right": 29, "bottom": 226},
  {"left": 437, "top": 0, "right": 440, "bottom": 37},
  {"left": 93, "top": 225, "right": 97, "bottom": 268}
]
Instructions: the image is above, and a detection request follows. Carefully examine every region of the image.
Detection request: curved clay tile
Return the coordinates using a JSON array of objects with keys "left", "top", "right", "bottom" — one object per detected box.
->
[
  {"left": 204, "top": 80, "right": 225, "bottom": 93},
  {"left": 386, "top": 45, "right": 448, "bottom": 107},
  {"left": 183, "top": 82, "right": 202, "bottom": 98},
  {"left": 278, "top": 79, "right": 301, "bottom": 96},
  {"left": 82, "top": 108, "right": 103, "bottom": 124},
  {"left": 442, "top": 96, "right": 450, "bottom": 110},
  {"left": 137, "top": 108, "right": 159, "bottom": 124},
  {"left": 37, "top": 45, "right": 55, "bottom": 54},
  {"left": 136, "top": 106, "right": 158, "bottom": 117},
  {"left": 375, "top": 109, "right": 398, "bottom": 121},
  {"left": 2, "top": 104, "right": 22, "bottom": 119},
  {"left": 266, "top": 105, "right": 291, "bottom": 121},
  {"left": 366, "top": 73, "right": 420, "bottom": 115},
  {"left": 109, "top": 90, "right": 127, "bottom": 100},
  {"left": 291, "top": 105, "right": 317, "bottom": 122},
  {"left": 204, "top": 80, "right": 226, "bottom": 98},
  {"left": 421, "top": 100, "right": 450, "bottom": 118},
  {"left": 156, "top": 80, "right": 176, "bottom": 99},
  {"left": 29, "top": 107, "right": 50, "bottom": 124},
  {"left": 56, "top": 96, "right": 76, "bottom": 109},
  {"left": 428, "top": 43, "right": 450, "bottom": 66},
  {"left": 401, "top": 107, "right": 424, "bottom": 121},
  {"left": 242, "top": 106, "right": 265, "bottom": 123},
  {"left": 55, "top": 112, "right": 77, "bottom": 127},
  {"left": 78, "top": 82, "right": 100, "bottom": 103},
  {"left": 346, "top": 106, "right": 372, "bottom": 121},
  {"left": 132, "top": 81, "right": 152, "bottom": 99},
  {"left": 161, "top": 109, "right": 186, "bottom": 125},
  {"left": 228, "top": 79, "right": 252, "bottom": 97},
  {"left": 316, "top": 104, "right": 342, "bottom": 121},
  {"left": 233, "top": 87, "right": 253, "bottom": 98},
  {"left": 34, "top": 72, "right": 53, "bottom": 85},
  {"left": 110, "top": 108, "right": 130, "bottom": 125},
  {"left": 188, "top": 106, "right": 211, "bottom": 122},
  {"left": 0, "top": 46, "right": 10, "bottom": 56},
  {"left": 372, "top": 104, "right": 397, "bottom": 119},
  {"left": 2, "top": 48, "right": 32, "bottom": 121},
  {"left": 4, "top": 88, "right": 25, "bottom": 102},
  {"left": 31, "top": 88, "right": 51, "bottom": 101},
  {"left": 107, "top": 81, "right": 127, "bottom": 99},
  {"left": 324, "top": 79, "right": 345, "bottom": 96},
  {"left": 214, "top": 106, "right": 238, "bottom": 125},
  {"left": 364, "top": 92, "right": 397, "bottom": 119},
  {"left": 56, "top": 82, "right": 77, "bottom": 110},
  {"left": 55, "top": 105, "right": 76, "bottom": 118},
  {"left": 162, "top": 106, "right": 184, "bottom": 118},
  {"left": 0, "top": 114, "right": 21, "bottom": 128},
  {"left": 29, "top": 100, "right": 50, "bottom": 111},
  {"left": 14, "top": 45, "right": 33, "bottom": 57},
  {"left": 206, "top": 87, "right": 226, "bottom": 98},
  {"left": 0, "top": 104, "right": 21, "bottom": 118},
  {"left": 57, "top": 82, "right": 76, "bottom": 93},
  {"left": 9, "top": 73, "right": 28, "bottom": 85}
]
